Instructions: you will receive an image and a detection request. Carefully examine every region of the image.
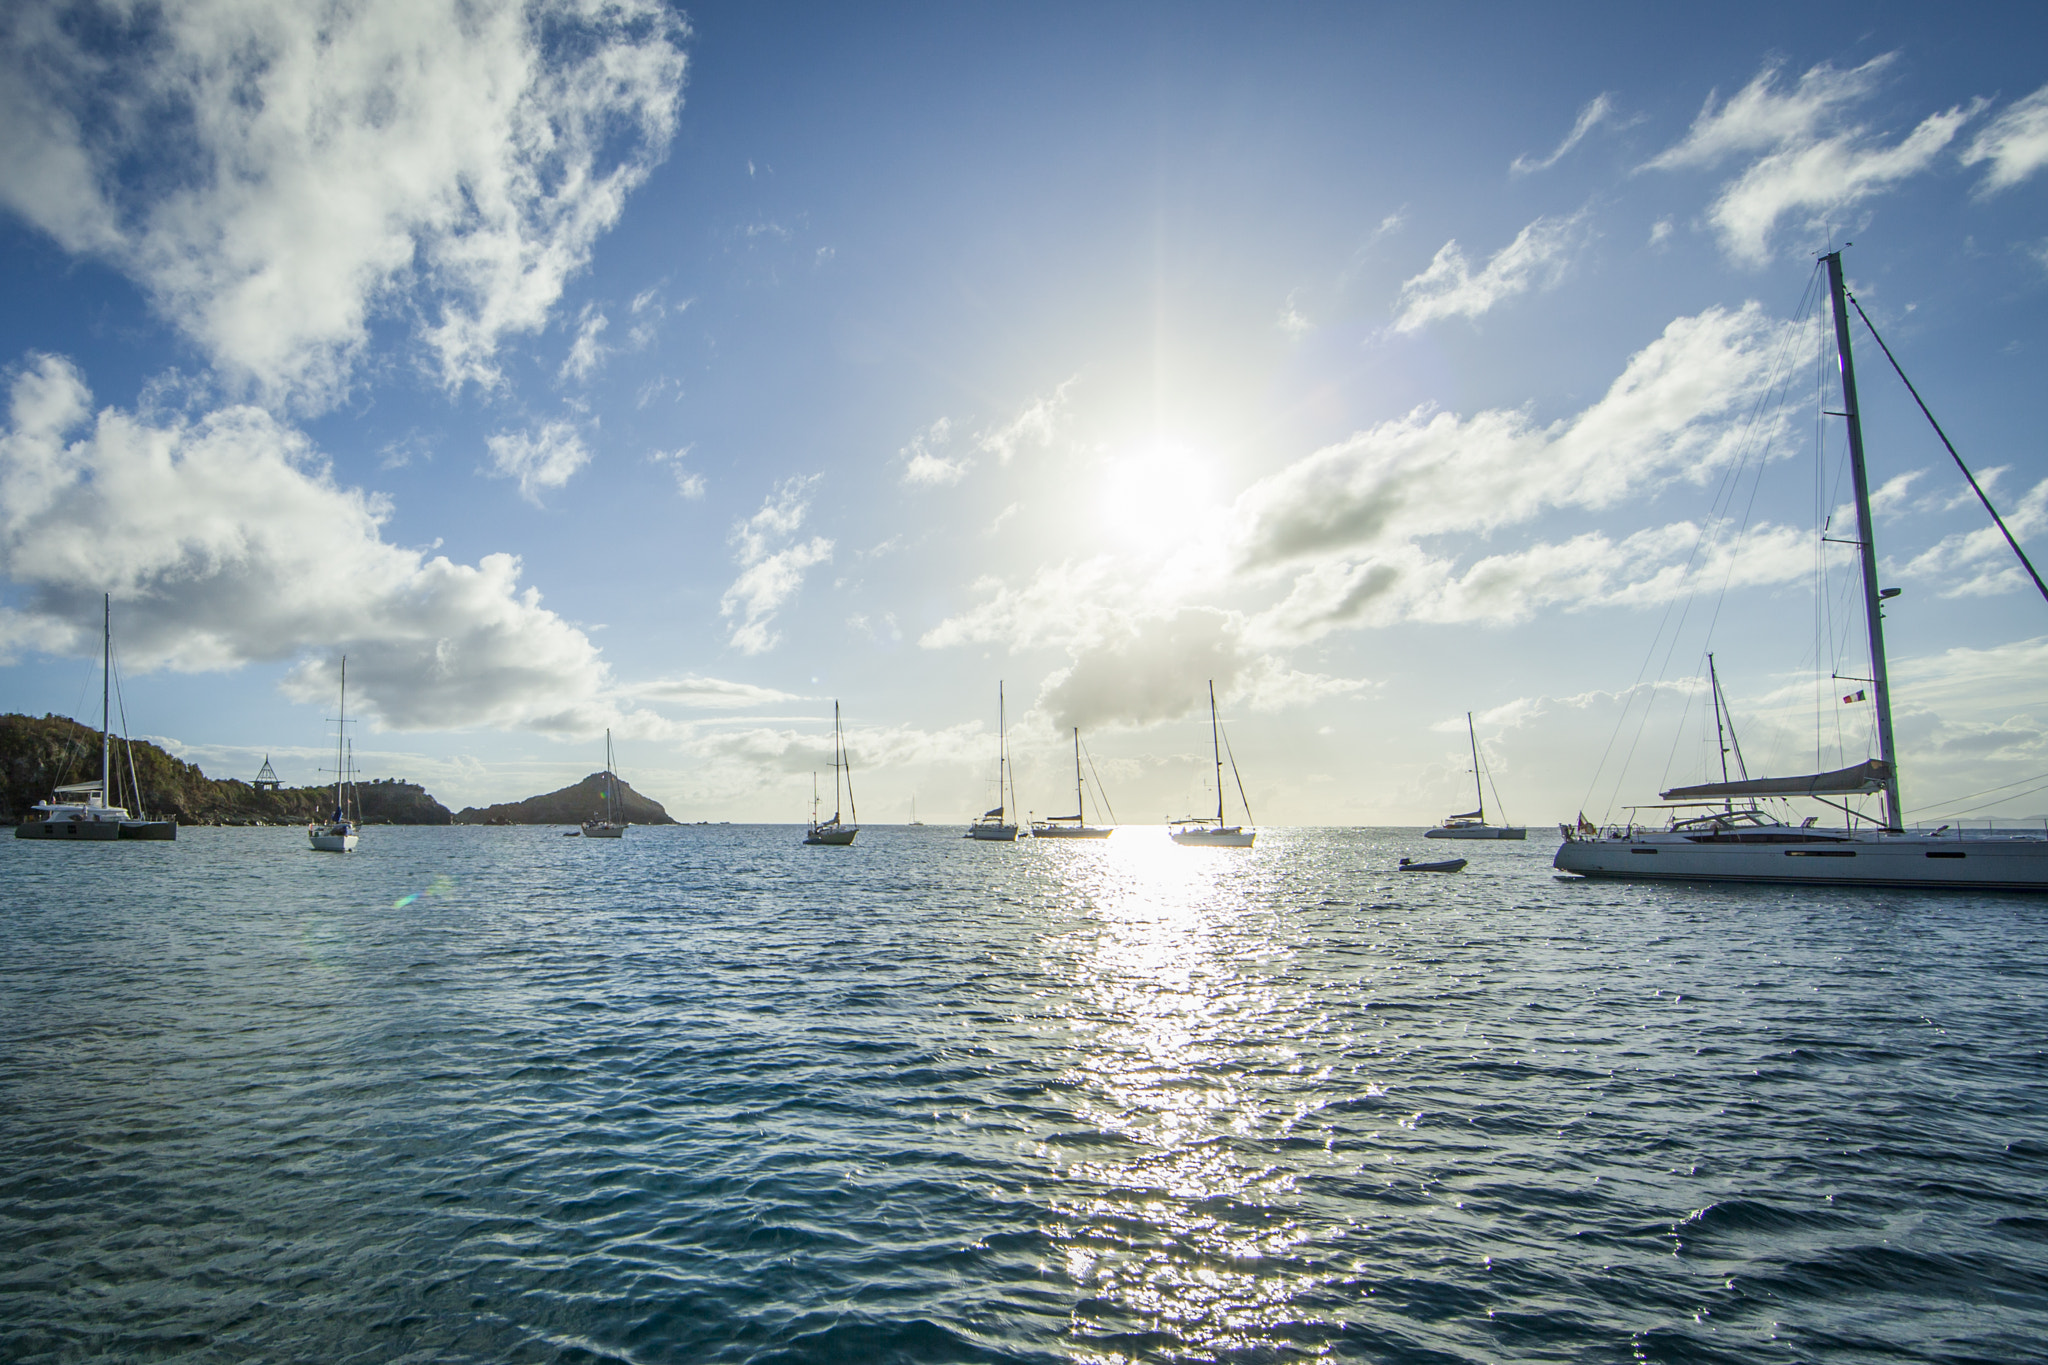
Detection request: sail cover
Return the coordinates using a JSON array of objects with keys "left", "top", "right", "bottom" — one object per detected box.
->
[
  {"left": 1446, "top": 809, "right": 1483, "bottom": 821},
  {"left": 983, "top": 805, "right": 1005, "bottom": 818},
  {"left": 1661, "top": 758, "right": 1892, "bottom": 801}
]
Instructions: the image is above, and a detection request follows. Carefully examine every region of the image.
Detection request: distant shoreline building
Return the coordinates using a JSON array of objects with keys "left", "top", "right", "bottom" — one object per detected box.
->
[{"left": 253, "top": 755, "right": 282, "bottom": 791}]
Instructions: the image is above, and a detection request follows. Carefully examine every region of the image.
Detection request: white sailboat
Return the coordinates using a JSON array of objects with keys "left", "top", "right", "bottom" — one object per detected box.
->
[
  {"left": 307, "top": 656, "right": 359, "bottom": 852},
  {"left": 908, "top": 796, "right": 924, "bottom": 827},
  {"left": 803, "top": 702, "right": 859, "bottom": 845},
  {"left": 16, "top": 594, "right": 177, "bottom": 841},
  {"left": 1556, "top": 249, "right": 2048, "bottom": 891},
  {"left": 581, "top": 729, "right": 629, "bottom": 838},
  {"left": 1031, "top": 727, "right": 1115, "bottom": 838},
  {"left": 967, "top": 683, "right": 1020, "bottom": 841},
  {"left": 1425, "top": 712, "right": 1525, "bottom": 839},
  {"left": 1169, "top": 682, "right": 1256, "bottom": 847}
]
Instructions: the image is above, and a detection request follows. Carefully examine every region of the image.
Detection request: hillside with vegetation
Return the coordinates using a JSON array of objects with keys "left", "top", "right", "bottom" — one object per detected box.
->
[
  {"left": 455, "top": 773, "right": 675, "bottom": 825},
  {"left": 0, "top": 713, "right": 452, "bottom": 825}
]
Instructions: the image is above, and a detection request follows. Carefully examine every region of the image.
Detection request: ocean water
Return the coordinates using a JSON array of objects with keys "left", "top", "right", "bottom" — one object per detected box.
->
[{"left": 2, "top": 825, "right": 2045, "bottom": 1364}]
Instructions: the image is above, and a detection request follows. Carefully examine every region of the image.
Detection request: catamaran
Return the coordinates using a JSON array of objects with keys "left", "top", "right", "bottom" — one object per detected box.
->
[
  {"left": 16, "top": 594, "right": 176, "bottom": 841},
  {"left": 803, "top": 702, "right": 859, "bottom": 845},
  {"left": 967, "top": 683, "right": 1020, "bottom": 841},
  {"left": 1169, "top": 682, "right": 1256, "bottom": 847},
  {"left": 581, "top": 729, "right": 629, "bottom": 838},
  {"left": 307, "top": 656, "right": 359, "bottom": 852},
  {"left": 1556, "top": 249, "right": 2048, "bottom": 891},
  {"left": 1425, "top": 712, "right": 1525, "bottom": 839},
  {"left": 1031, "top": 727, "right": 1116, "bottom": 838}
]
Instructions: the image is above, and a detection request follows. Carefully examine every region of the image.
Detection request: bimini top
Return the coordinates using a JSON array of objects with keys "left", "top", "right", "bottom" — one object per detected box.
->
[{"left": 1660, "top": 758, "right": 1892, "bottom": 802}]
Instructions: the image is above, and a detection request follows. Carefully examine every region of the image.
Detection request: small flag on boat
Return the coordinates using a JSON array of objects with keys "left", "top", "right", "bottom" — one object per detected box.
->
[
  {"left": 1842, "top": 689, "right": 1866, "bottom": 704},
  {"left": 1577, "top": 812, "right": 1596, "bottom": 834}
]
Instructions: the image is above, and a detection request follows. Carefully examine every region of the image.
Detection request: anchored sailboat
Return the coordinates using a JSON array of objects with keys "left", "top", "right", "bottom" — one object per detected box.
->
[
  {"left": 804, "top": 702, "right": 859, "bottom": 845},
  {"left": 307, "top": 657, "right": 359, "bottom": 852},
  {"left": 967, "top": 683, "right": 1020, "bottom": 841},
  {"left": 1425, "top": 712, "right": 1525, "bottom": 839},
  {"left": 1031, "top": 728, "right": 1115, "bottom": 838},
  {"left": 16, "top": 595, "right": 176, "bottom": 841},
  {"left": 1169, "top": 682, "right": 1256, "bottom": 847},
  {"left": 1556, "top": 249, "right": 2048, "bottom": 891},
  {"left": 582, "top": 729, "right": 628, "bottom": 838}
]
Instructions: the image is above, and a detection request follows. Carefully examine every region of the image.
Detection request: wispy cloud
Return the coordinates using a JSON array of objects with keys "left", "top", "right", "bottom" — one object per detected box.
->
[
  {"left": 560, "top": 308, "right": 611, "bottom": 383},
  {"left": 647, "top": 447, "right": 704, "bottom": 499},
  {"left": 0, "top": 0, "right": 687, "bottom": 409},
  {"left": 899, "top": 417, "right": 966, "bottom": 486},
  {"left": 1511, "top": 93, "right": 1620, "bottom": 175},
  {"left": 721, "top": 477, "right": 832, "bottom": 654},
  {"left": 1644, "top": 56, "right": 1982, "bottom": 265},
  {"left": 487, "top": 422, "right": 592, "bottom": 504},
  {"left": 1391, "top": 211, "right": 1589, "bottom": 332},
  {"left": 1961, "top": 85, "right": 2048, "bottom": 194}
]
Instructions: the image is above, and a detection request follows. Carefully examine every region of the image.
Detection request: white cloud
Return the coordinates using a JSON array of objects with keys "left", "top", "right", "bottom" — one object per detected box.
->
[
  {"left": 1961, "top": 85, "right": 2048, "bottom": 193},
  {"left": 626, "top": 676, "right": 801, "bottom": 709},
  {"left": 975, "top": 382, "right": 1074, "bottom": 464},
  {"left": 0, "top": 0, "right": 686, "bottom": 408},
  {"left": 721, "top": 478, "right": 832, "bottom": 653},
  {"left": 560, "top": 308, "right": 611, "bottom": 382},
  {"left": 899, "top": 417, "right": 966, "bottom": 486},
  {"left": 648, "top": 447, "right": 704, "bottom": 498},
  {"left": 486, "top": 422, "right": 592, "bottom": 503},
  {"left": 1642, "top": 55, "right": 1981, "bottom": 265},
  {"left": 1392, "top": 211, "right": 1588, "bottom": 332},
  {"left": 1511, "top": 93, "right": 1619, "bottom": 175},
  {"left": 0, "top": 353, "right": 608, "bottom": 731},
  {"left": 1895, "top": 477, "right": 2048, "bottom": 597},
  {"left": 1278, "top": 290, "right": 1312, "bottom": 337}
]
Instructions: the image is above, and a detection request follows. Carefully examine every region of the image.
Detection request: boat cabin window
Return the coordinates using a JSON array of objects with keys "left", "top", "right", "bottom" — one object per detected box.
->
[{"left": 1670, "top": 809, "right": 1783, "bottom": 833}]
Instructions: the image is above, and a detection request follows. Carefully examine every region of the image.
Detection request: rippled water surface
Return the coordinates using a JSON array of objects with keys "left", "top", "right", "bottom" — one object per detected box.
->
[{"left": 3, "top": 825, "right": 2046, "bottom": 1363}]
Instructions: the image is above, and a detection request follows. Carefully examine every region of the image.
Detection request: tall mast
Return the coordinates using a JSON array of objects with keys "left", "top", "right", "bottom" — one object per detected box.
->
[
  {"left": 1708, "top": 655, "right": 1732, "bottom": 812},
  {"left": 335, "top": 656, "right": 347, "bottom": 816},
  {"left": 101, "top": 594, "right": 110, "bottom": 801},
  {"left": 1074, "top": 727, "right": 1084, "bottom": 822},
  {"left": 1209, "top": 681, "right": 1224, "bottom": 824},
  {"left": 1823, "top": 250, "right": 1902, "bottom": 830},
  {"left": 1466, "top": 712, "right": 1484, "bottom": 822},
  {"left": 997, "top": 682, "right": 1008, "bottom": 820}
]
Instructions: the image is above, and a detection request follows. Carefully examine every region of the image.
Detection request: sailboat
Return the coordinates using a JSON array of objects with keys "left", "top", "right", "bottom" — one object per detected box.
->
[
  {"left": 1031, "top": 728, "right": 1115, "bottom": 838},
  {"left": 1425, "top": 712, "right": 1525, "bottom": 839},
  {"left": 804, "top": 702, "right": 859, "bottom": 845},
  {"left": 581, "top": 729, "right": 629, "bottom": 838},
  {"left": 1169, "top": 682, "right": 1256, "bottom": 847},
  {"left": 1556, "top": 249, "right": 2048, "bottom": 890},
  {"left": 307, "top": 656, "right": 359, "bottom": 852},
  {"left": 966, "top": 683, "right": 1020, "bottom": 841},
  {"left": 908, "top": 796, "right": 924, "bottom": 827},
  {"left": 16, "top": 594, "right": 177, "bottom": 841}
]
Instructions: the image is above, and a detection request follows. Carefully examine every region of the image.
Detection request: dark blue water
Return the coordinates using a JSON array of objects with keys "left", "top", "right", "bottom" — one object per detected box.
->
[{"left": 3, "top": 825, "right": 2045, "bottom": 1363}]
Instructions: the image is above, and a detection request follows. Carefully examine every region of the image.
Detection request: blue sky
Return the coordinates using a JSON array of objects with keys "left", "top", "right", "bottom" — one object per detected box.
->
[{"left": 2, "top": 1, "right": 2045, "bottom": 824}]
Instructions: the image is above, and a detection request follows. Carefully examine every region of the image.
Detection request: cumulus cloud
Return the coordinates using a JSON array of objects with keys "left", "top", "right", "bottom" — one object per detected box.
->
[
  {"left": 721, "top": 477, "right": 832, "bottom": 654},
  {"left": 1643, "top": 55, "right": 1981, "bottom": 264},
  {"left": 1392, "top": 212, "right": 1588, "bottom": 332},
  {"left": 1961, "top": 85, "right": 2048, "bottom": 193},
  {"left": 899, "top": 417, "right": 966, "bottom": 486},
  {"left": 1511, "top": 93, "right": 1620, "bottom": 176},
  {"left": 487, "top": 422, "right": 592, "bottom": 503},
  {"left": 0, "top": 353, "right": 607, "bottom": 730},
  {"left": 0, "top": 0, "right": 687, "bottom": 408}
]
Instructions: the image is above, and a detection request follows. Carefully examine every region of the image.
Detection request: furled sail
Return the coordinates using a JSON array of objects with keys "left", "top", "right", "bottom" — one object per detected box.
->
[
  {"left": 983, "top": 805, "right": 1005, "bottom": 819},
  {"left": 1445, "top": 808, "right": 1483, "bottom": 821},
  {"left": 1660, "top": 758, "right": 1892, "bottom": 802}
]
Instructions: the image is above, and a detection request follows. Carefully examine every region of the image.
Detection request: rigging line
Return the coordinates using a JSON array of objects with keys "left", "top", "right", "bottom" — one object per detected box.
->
[
  {"left": 1905, "top": 769, "right": 2048, "bottom": 814},
  {"left": 1924, "top": 777, "right": 2048, "bottom": 821},
  {"left": 1079, "top": 736, "right": 1119, "bottom": 826},
  {"left": 111, "top": 639, "right": 142, "bottom": 815},
  {"left": 1218, "top": 723, "right": 1255, "bottom": 827},
  {"left": 1847, "top": 291, "right": 2048, "bottom": 606}
]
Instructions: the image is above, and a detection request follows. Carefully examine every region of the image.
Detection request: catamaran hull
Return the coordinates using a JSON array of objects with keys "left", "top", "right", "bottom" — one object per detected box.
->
[
  {"left": 1425, "top": 826, "right": 1526, "bottom": 840},
  {"left": 118, "top": 820, "right": 176, "bottom": 840},
  {"left": 15, "top": 818, "right": 122, "bottom": 840},
  {"left": 1171, "top": 828, "right": 1256, "bottom": 847},
  {"left": 1555, "top": 835, "right": 2048, "bottom": 891}
]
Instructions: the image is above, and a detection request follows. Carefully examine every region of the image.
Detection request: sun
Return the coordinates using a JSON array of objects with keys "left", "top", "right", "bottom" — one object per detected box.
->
[{"left": 1095, "top": 437, "right": 1223, "bottom": 556}]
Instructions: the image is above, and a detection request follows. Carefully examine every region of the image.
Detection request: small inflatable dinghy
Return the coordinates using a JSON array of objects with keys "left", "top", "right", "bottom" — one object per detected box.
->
[{"left": 1399, "top": 856, "right": 1467, "bottom": 873}]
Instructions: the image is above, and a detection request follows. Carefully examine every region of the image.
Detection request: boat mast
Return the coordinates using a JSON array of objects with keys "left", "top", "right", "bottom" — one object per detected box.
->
[
  {"left": 1466, "top": 712, "right": 1485, "bottom": 822},
  {"left": 1708, "top": 655, "right": 1733, "bottom": 812},
  {"left": 838, "top": 702, "right": 857, "bottom": 824},
  {"left": 1209, "top": 681, "right": 1224, "bottom": 825},
  {"left": 335, "top": 656, "right": 347, "bottom": 818},
  {"left": 1074, "top": 727, "right": 1084, "bottom": 823},
  {"left": 1823, "top": 250, "right": 1902, "bottom": 830},
  {"left": 101, "top": 594, "right": 111, "bottom": 802},
  {"left": 997, "top": 682, "right": 1009, "bottom": 821}
]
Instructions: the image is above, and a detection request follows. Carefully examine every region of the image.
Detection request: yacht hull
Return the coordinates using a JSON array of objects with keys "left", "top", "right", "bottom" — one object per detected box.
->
[
  {"left": 1030, "top": 824, "right": 1113, "bottom": 839},
  {"left": 966, "top": 824, "right": 1018, "bottom": 841},
  {"left": 804, "top": 825, "right": 857, "bottom": 845},
  {"left": 308, "top": 824, "right": 359, "bottom": 852},
  {"left": 582, "top": 822, "right": 627, "bottom": 839},
  {"left": 1555, "top": 832, "right": 2048, "bottom": 891},
  {"left": 1425, "top": 825, "right": 1526, "bottom": 840},
  {"left": 1170, "top": 826, "right": 1256, "bottom": 847},
  {"left": 118, "top": 820, "right": 177, "bottom": 840}
]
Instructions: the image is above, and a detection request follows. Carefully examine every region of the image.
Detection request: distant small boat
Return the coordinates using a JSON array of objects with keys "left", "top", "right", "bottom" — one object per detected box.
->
[
  {"left": 1030, "top": 727, "right": 1115, "bottom": 839},
  {"left": 804, "top": 701, "right": 859, "bottom": 845},
  {"left": 967, "top": 683, "right": 1020, "bottom": 841},
  {"left": 1169, "top": 682, "right": 1255, "bottom": 847},
  {"left": 307, "top": 657, "right": 359, "bottom": 852},
  {"left": 908, "top": 796, "right": 924, "bottom": 827},
  {"left": 1399, "top": 856, "right": 1467, "bottom": 873},
  {"left": 1425, "top": 712, "right": 1525, "bottom": 840},
  {"left": 581, "top": 729, "right": 628, "bottom": 839}
]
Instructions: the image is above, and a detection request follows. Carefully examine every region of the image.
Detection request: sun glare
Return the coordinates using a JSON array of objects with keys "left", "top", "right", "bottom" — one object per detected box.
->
[{"left": 1096, "top": 439, "right": 1221, "bottom": 555}]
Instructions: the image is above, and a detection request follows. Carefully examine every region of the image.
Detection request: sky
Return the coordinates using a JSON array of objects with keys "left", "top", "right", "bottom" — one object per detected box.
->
[{"left": 2, "top": 0, "right": 2045, "bottom": 826}]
